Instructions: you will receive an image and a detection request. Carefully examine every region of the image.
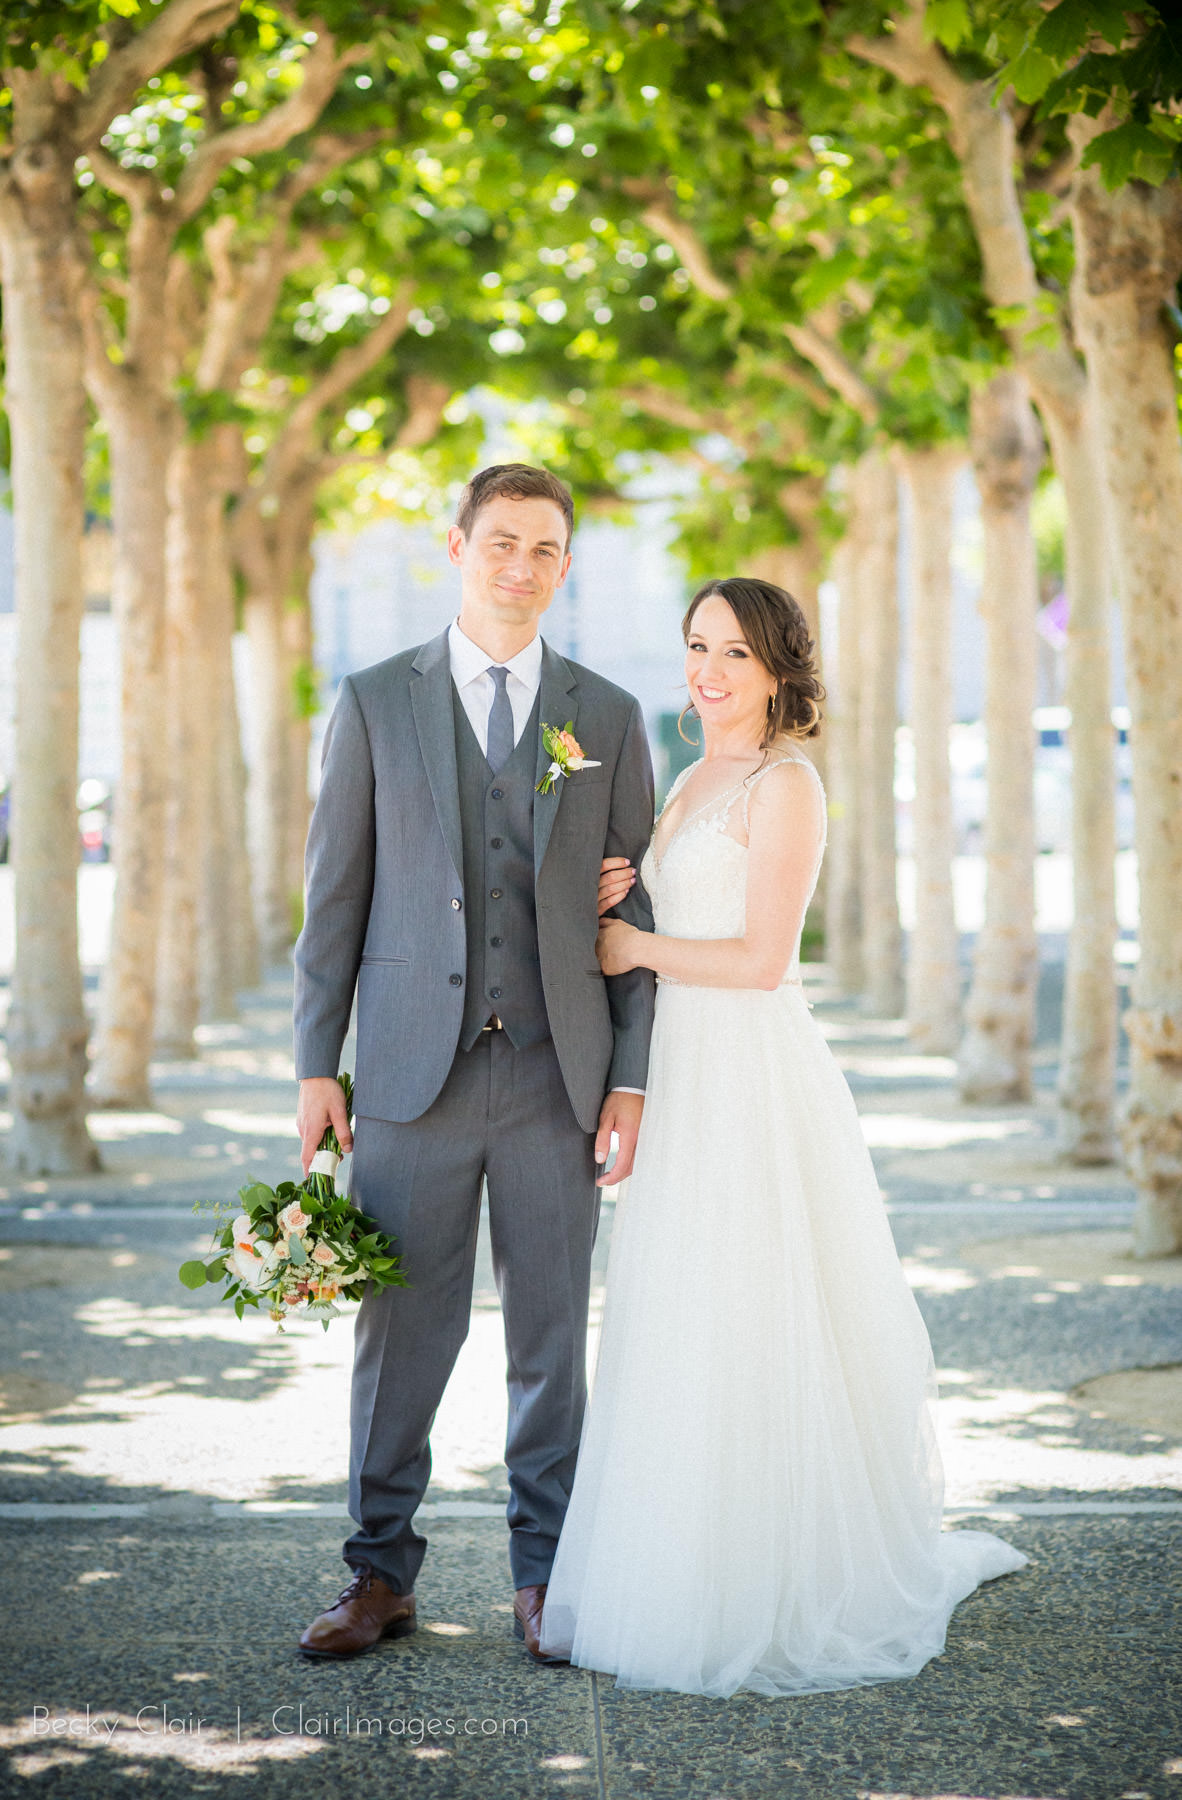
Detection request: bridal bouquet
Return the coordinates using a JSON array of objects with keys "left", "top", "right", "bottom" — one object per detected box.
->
[{"left": 178, "top": 1073, "right": 406, "bottom": 1331}]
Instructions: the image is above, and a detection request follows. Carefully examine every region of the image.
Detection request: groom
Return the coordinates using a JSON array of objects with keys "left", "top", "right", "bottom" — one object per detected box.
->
[{"left": 293, "top": 463, "right": 655, "bottom": 1661}]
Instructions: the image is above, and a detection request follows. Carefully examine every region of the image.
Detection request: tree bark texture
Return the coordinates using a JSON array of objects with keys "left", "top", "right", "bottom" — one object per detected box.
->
[
  {"left": 899, "top": 444, "right": 962, "bottom": 1053},
  {"left": 85, "top": 372, "right": 174, "bottom": 1103},
  {"left": 0, "top": 144, "right": 100, "bottom": 1172},
  {"left": 852, "top": 452, "right": 903, "bottom": 1017},
  {"left": 823, "top": 534, "right": 864, "bottom": 994},
  {"left": 958, "top": 372, "right": 1042, "bottom": 1103},
  {"left": 1053, "top": 410, "right": 1117, "bottom": 1163},
  {"left": 1071, "top": 124, "right": 1182, "bottom": 1252},
  {"left": 154, "top": 437, "right": 207, "bottom": 1057}
]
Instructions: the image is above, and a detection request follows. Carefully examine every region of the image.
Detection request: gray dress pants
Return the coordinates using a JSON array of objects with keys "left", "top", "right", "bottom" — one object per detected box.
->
[{"left": 344, "top": 1028, "right": 601, "bottom": 1593}]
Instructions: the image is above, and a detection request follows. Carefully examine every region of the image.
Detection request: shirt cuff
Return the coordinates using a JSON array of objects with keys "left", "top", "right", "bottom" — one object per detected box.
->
[{"left": 610, "top": 1087, "right": 645, "bottom": 1096}]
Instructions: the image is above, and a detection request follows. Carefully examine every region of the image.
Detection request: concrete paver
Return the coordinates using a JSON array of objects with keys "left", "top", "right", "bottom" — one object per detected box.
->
[{"left": 1, "top": 965, "right": 1179, "bottom": 1798}]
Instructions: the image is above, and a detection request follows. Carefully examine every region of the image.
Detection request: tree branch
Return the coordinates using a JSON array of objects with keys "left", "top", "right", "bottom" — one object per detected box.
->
[
  {"left": 639, "top": 200, "right": 734, "bottom": 302},
  {"left": 174, "top": 31, "right": 366, "bottom": 221},
  {"left": 847, "top": 2, "right": 1087, "bottom": 427},
  {"left": 263, "top": 286, "right": 415, "bottom": 489},
  {"left": 782, "top": 321, "right": 880, "bottom": 424},
  {"left": 77, "top": 0, "right": 241, "bottom": 147},
  {"left": 83, "top": 144, "right": 155, "bottom": 210},
  {"left": 394, "top": 375, "right": 452, "bottom": 449}
]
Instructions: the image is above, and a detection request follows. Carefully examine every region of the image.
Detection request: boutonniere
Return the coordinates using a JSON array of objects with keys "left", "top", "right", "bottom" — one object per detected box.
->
[{"left": 536, "top": 721, "right": 601, "bottom": 795}]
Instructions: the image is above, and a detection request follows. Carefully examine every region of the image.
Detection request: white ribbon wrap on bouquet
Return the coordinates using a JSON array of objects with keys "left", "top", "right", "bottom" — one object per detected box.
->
[{"left": 309, "top": 1149, "right": 341, "bottom": 1178}]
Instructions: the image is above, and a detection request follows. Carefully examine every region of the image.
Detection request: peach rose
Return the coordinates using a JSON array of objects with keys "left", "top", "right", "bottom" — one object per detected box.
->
[
  {"left": 311, "top": 1241, "right": 337, "bottom": 1267},
  {"left": 278, "top": 1200, "right": 310, "bottom": 1235},
  {"left": 556, "top": 729, "right": 585, "bottom": 769}
]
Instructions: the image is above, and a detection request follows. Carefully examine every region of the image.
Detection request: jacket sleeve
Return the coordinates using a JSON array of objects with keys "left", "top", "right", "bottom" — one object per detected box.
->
[
  {"left": 602, "top": 697, "right": 657, "bottom": 1092},
  {"left": 292, "top": 677, "right": 376, "bottom": 1080}
]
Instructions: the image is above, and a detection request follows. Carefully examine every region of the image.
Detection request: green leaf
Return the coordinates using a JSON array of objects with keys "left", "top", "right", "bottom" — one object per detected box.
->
[
  {"left": 234, "top": 1296, "right": 246, "bottom": 1320},
  {"left": 1032, "top": 0, "right": 1092, "bottom": 63},
  {"left": 238, "top": 1182, "right": 274, "bottom": 1211},
  {"left": 1005, "top": 45, "right": 1060, "bottom": 104},
  {"left": 1085, "top": 0, "right": 1133, "bottom": 51},
  {"left": 923, "top": 0, "right": 970, "bottom": 51},
  {"left": 287, "top": 1233, "right": 308, "bottom": 1267},
  {"left": 205, "top": 1257, "right": 227, "bottom": 1282},
  {"left": 1083, "top": 119, "right": 1178, "bottom": 189},
  {"left": 178, "top": 1261, "right": 211, "bottom": 1290}
]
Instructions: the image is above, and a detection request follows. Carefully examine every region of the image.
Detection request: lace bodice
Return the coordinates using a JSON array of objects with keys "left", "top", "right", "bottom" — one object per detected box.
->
[{"left": 639, "top": 748, "right": 827, "bottom": 988}]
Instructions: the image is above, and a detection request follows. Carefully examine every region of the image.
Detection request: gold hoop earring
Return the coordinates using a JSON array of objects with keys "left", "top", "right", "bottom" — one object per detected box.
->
[{"left": 677, "top": 703, "right": 701, "bottom": 747}]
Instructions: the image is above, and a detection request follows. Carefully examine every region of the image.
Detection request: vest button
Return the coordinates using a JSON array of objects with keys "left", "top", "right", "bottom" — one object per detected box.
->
[
  {"left": 451, "top": 898, "right": 462, "bottom": 911},
  {"left": 490, "top": 836, "right": 503, "bottom": 849},
  {"left": 449, "top": 973, "right": 462, "bottom": 987},
  {"left": 490, "top": 788, "right": 503, "bottom": 800},
  {"left": 490, "top": 936, "right": 503, "bottom": 948},
  {"left": 490, "top": 987, "right": 502, "bottom": 1000},
  {"left": 490, "top": 888, "right": 503, "bottom": 900}
]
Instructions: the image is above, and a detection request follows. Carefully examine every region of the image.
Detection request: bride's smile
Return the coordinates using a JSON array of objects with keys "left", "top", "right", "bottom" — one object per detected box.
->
[{"left": 684, "top": 593, "right": 778, "bottom": 749}]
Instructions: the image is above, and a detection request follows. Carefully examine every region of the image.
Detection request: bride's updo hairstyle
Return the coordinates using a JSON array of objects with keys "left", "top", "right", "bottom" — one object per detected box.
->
[{"left": 682, "top": 577, "right": 824, "bottom": 747}]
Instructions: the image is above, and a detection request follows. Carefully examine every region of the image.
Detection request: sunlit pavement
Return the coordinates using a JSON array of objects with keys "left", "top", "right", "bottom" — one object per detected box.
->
[{"left": 0, "top": 958, "right": 1178, "bottom": 1799}]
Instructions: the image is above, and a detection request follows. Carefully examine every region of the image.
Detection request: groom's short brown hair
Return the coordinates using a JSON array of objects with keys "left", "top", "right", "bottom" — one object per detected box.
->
[{"left": 455, "top": 463, "right": 575, "bottom": 551}]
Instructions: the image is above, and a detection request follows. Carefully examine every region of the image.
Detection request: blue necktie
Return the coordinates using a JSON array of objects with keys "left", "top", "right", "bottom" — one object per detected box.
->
[{"left": 486, "top": 666, "right": 514, "bottom": 773}]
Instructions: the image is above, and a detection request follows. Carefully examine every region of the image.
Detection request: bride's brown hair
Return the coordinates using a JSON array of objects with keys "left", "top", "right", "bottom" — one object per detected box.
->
[{"left": 680, "top": 577, "right": 824, "bottom": 747}]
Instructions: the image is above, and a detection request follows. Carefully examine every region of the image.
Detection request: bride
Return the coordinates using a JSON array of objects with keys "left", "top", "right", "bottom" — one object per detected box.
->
[{"left": 539, "top": 576, "right": 1026, "bottom": 1698}]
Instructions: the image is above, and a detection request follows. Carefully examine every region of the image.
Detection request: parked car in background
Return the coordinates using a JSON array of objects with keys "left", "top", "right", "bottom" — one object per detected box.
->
[{"left": 896, "top": 710, "right": 1135, "bottom": 858}]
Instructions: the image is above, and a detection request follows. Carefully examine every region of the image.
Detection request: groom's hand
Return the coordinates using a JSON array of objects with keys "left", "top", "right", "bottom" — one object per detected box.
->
[
  {"left": 297, "top": 1077, "right": 353, "bottom": 1177},
  {"left": 594, "top": 1090, "right": 644, "bottom": 1188}
]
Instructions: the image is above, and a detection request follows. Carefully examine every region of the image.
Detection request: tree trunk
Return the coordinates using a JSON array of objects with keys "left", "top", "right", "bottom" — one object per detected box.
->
[
  {"left": 154, "top": 436, "right": 206, "bottom": 1057},
  {"left": 187, "top": 435, "right": 242, "bottom": 1024},
  {"left": 899, "top": 443, "right": 962, "bottom": 1053},
  {"left": 958, "top": 371, "right": 1042, "bottom": 1103},
  {"left": 824, "top": 533, "right": 863, "bottom": 994},
  {"left": 1071, "top": 123, "right": 1182, "bottom": 1253},
  {"left": 0, "top": 154, "right": 100, "bottom": 1173},
  {"left": 283, "top": 558, "right": 316, "bottom": 946},
  {"left": 86, "top": 391, "right": 173, "bottom": 1103},
  {"left": 244, "top": 571, "right": 293, "bottom": 966},
  {"left": 1051, "top": 411, "right": 1117, "bottom": 1163},
  {"left": 210, "top": 428, "right": 260, "bottom": 998},
  {"left": 848, "top": 13, "right": 1119, "bottom": 1151},
  {"left": 853, "top": 452, "right": 903, "bottom": 1017}
]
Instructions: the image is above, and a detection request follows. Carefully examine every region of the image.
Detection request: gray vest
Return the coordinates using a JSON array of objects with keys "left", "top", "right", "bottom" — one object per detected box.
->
[{"left": 453, "top": 684, "right": 549, "bottom": 1051}]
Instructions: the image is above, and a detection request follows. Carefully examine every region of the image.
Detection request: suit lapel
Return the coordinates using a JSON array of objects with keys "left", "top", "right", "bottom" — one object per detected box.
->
[
  {"left": 410, "top": 631, "right": 464, "bottom": 888},
  {"left": 534, "top": 643, "right": 579, "bottom": 878}
]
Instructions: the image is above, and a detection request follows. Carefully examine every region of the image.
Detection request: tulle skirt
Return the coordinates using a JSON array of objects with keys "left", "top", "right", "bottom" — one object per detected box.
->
[{"left": 540, "top": 981, "right": 1026, "bottom": 1696}]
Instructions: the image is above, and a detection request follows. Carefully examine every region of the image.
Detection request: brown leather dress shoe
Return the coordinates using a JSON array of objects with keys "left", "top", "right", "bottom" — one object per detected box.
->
[
  {"left": 299, "top": 1565, "right": 416, "bottom": 1659},
  {"left": 513, "top": 1583, "right": 568, "bottom": 1666}
]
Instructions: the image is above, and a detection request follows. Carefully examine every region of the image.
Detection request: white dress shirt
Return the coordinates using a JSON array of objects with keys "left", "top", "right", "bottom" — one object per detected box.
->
[
  {"left": 446, "top": 618, "right": 643, "bottom": 1101},
  {"left": 448, "top": 618, "right": 543, "bottom": 758}
]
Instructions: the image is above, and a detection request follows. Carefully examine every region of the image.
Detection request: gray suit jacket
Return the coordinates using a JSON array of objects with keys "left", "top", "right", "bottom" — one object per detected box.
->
[{"left": 293, "top": 629, "right": 656, "bottom": 1133}]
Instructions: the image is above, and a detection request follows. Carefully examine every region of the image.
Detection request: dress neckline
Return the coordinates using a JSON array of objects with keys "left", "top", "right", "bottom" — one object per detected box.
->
[{"left": 652, "top": 750, "right": 812, "bottom": 872}]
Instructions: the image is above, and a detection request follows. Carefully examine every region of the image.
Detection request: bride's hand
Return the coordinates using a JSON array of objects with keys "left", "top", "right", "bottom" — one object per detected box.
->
[
  {"left": 596, "top": 918, "right": 640, "bottom": 976},
  {"left": 598, "top": 856, "right": 635, "bottom": 916}
]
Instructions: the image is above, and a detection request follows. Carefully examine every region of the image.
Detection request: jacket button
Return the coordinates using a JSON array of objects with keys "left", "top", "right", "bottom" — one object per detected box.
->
[
  {"left": 490, "top": 987, "right": 502, "bottom": 1000},
  {"left": 449, "top": 973, "right": 463, "bottom": 987},
  {"left": 451, "top": 898, "right": 462, "bottom": 911},
  {"left": 490, "top": 836, "right": 503, "bottom": 849},
  {"left": 490, "top": 888, "right": 503, "bottom": 900},
  {"left": 490, "top": 788, "right": 503, "bottom": 800},
  {"left": 490, "top": 936, "right": 503, "bottom": 948}
]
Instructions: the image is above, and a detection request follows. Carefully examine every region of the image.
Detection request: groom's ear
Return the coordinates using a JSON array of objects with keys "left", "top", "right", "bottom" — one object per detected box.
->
[{"left": 446, "top": 526, "right": 467, "bottom": 566}]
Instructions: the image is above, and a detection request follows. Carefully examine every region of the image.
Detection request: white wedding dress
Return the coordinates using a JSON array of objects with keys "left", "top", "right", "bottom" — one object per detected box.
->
[{"left": 540, "top": 748, "right": 1026, "bottom": 1697}]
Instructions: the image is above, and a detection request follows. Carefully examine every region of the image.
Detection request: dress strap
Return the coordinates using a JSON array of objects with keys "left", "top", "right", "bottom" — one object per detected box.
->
[{"left": 740, "top": 750, "right": 824, "bottom": 830}]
